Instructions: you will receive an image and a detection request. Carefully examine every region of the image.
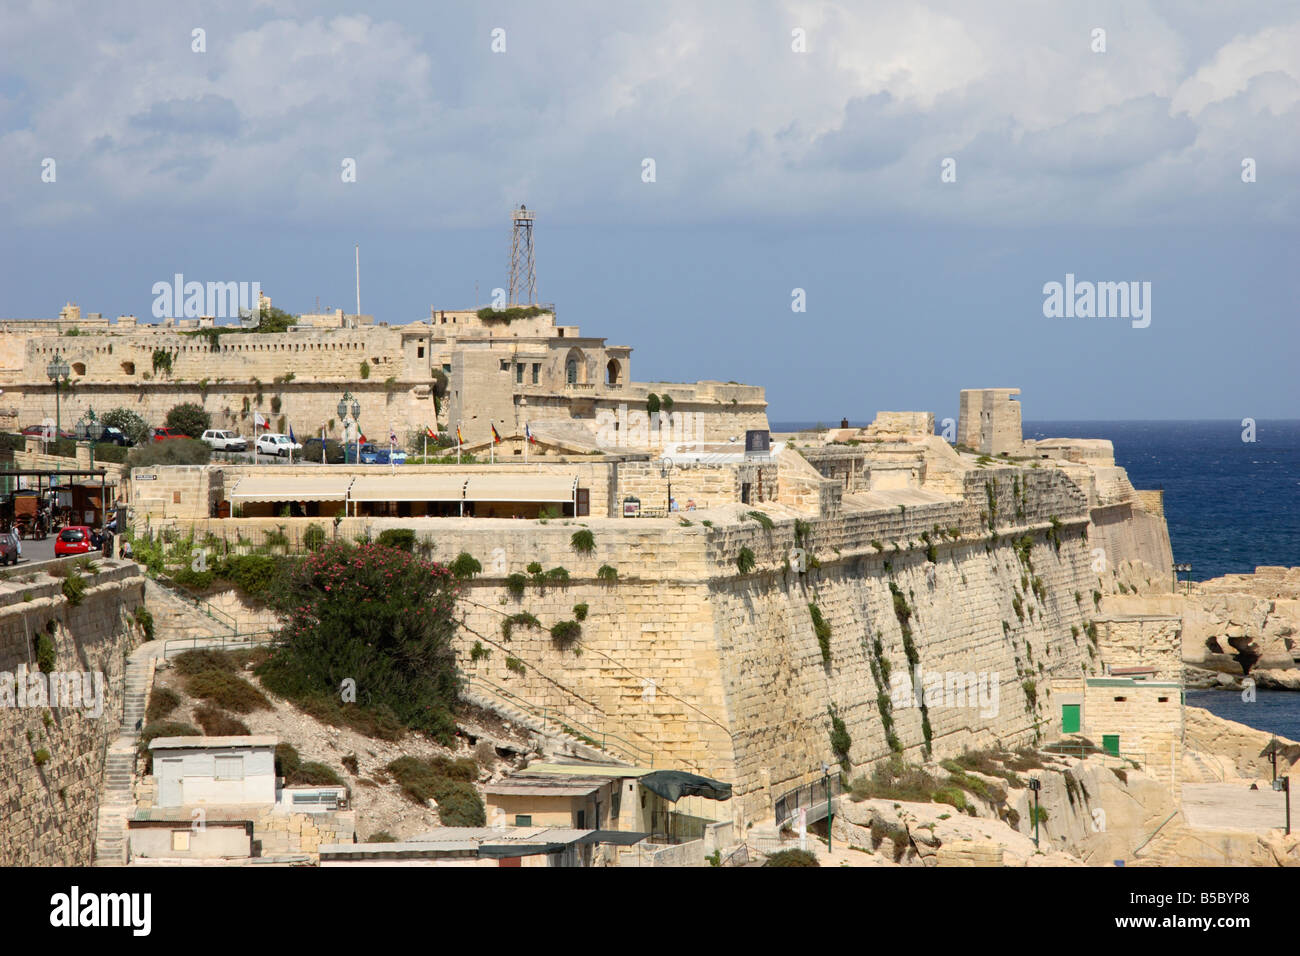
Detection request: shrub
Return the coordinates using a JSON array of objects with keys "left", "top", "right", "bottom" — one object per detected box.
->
[
  {"left": 33, "top": 748, "right": 51, "bottom": 766},
  {"left": 501, "top": 612, "right": 541, "bottom": 641},
  {"left": 646, "top": 393, "right": 660, "bottom": 414},
  {"left": 303, "top": 524, "right": 327, "bottom": 552},
  {"left": 133, "top": 605, "right": 155, "bottom": 641},
  {"left": 218, "top": 554, "right": 279, "bottom": 598},
  {"left": 450, "top": 552, "right": 481, "bottom": 579},
  {"left": 101, "top": 407, "right": 150, "bottom": 445},
  {"left": 127, "top": 438, "right": 211, "bottom": 468},
  {"left": 505, "top": 656, "right": 526, "bottom": 675},
  {"left": 165, "top": 402, "right": 210, "bottom": 438},
  {"left": 746, "top": 510, "right": 774, "bottom": 530},
  {"left": 386, "top": 755, "right": 485, "bottom": 826},
  {"left": 193, "top": 703, "right": 251, "bottom": 736},
  {"left": 359, "top": 361, "right": 370, "bottom": 379},
  {"left": 828, "top": 706, "right": 851, "bottom": 768},
  {"left": 138, "top": 721, "right": 200, "bottom": 759},
  {"left": 546, "top": 566, "right": 570, "bottom": 586},
  {"left": 572, "top": 603, "right": 588, "bottom": 622},
  {"left": 146, "top": 687, "right": 181, "bottom": 722},
  {"left": 505, "top": 573, "right": 527, "bottom": 599},
  {"left": 470, "top": 641, "right": 491, "bottom": 662},
  {"left": 35, "top": 634, "right": 57, "bottom": 673},
  {"left": 61, "top": 570, "right": 86, "bottom": 607},
  {"left": 377, "top": 528, "right": 417, "bottom": 552},
  {"left": 809, "top": 603, "right": 832, "bottom": 666},
  {"left": 186, "top": 668, "right": 271, "bottom": 714},
  {"left": 294, "top": 761, "right": 345, "bottom": 787},
  {"left": 764, "top": 849, "right": 818, "bottom": 867},
  {"left": 736, "top": 547, "right": 756, "bottom": 574},
  {"left": 596, "top": 565, "right": 618, "bottom": 583},
  {"left": 257, "top": 542, "right": 461, "bottom": 746},
  {"left": 570, "top": 529, "right": 595, "bottom": 554},
  {"left": 368, "top": 831, "right": 396, "bottom": 843},
  {"left": 550, "top": 620, "right": 582, "bottom": 646}
]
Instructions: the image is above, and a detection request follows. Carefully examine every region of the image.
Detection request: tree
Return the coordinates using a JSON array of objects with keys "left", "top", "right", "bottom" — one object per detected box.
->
[
  {"left": 646, "top": 392, "right": 661, "bottom": 414},
  {"left": 100, "top": 407, "right": 150, "bottom": 445},
  {"left": 257, "top": 542, "right": 461, "bottom": 744},
  {"left": 165, "top": 402, "right": 211, "bottom": 438},
  {"left": 255, "top": 305, "right": 297, "bottom": 333}
]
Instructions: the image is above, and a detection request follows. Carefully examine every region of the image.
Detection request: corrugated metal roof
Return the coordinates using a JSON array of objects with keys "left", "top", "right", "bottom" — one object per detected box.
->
[{"left": 228, "top": 475, "right": 352, "bottom": 502}]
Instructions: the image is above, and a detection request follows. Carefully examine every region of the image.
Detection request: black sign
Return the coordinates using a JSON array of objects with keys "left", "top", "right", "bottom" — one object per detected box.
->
[{"left": 744, "top": 430, "right": 770, "bottom": 454}]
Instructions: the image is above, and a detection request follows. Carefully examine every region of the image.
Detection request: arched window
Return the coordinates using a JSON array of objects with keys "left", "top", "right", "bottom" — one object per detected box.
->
[
  {"left": 564, "top": 348, "right": 585, "bottom": 385},
  {"left": 566, "top": 358, "right": 578, "bottom": 384},
  {"left": 605, "top": 359, "right": 621, "bottom": 385}
]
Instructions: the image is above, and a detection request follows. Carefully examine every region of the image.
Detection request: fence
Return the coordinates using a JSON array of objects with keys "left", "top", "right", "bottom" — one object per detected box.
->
[{"left": 774, "top": 775, "right": 843, "bottom": 828}]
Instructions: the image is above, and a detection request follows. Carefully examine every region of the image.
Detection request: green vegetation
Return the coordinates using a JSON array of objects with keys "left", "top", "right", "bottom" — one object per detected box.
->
[
  {"left": 146, "top": 687, "right": 180, "bottom": 722},
  {"left": 60, "top": 569, "right": 86, "bottom": 607},
  {"left": 550, "top": 619, "right": 582, "bottom": 646},
  {"left": 505, "top": 573, "right": 527, "bottom": 599},
  {"left": 175, "top": 650, "right": 272, "bottom": 714},
  {"left": 746, "top": 510, "right": 774, "bottom": 530},
  {"left": 303, "top": 523, "right": 328, "bottom": 553},
  {"left": 359, "top": 361, "right": 371, "bottom": 379},
  {"left": 127, "top": 438, "right": 211, "bottom": 468},
  {"left": 193, "top": 703, "right": 251, "bottom": 736},
  {"left": 257, "top": 542, "right": 461, "bottom": 745},
  {"left": 500, "top": 611, "right": 541, "bottom": 641},
  {"left": 35, "top": 634, "right": 56, "bottom": 673},
  {"left": 101, "top": 407, "right": 150, "bottom": 445},
  {"left": 764, "top": 849, "right": 819, "bottom": 867},
  {"left": 476, "top": 305, "right": 547, "bottom": 323},
  {"left": 470, "top": 641, "right": 491, "bottom": 662},
  {"left": 736, "top": 547, "right": 756, "bottom": 574},
  {"left": 570, "top": 529, "right": 595, "bottom": 555},
  {"left": 596, "top": 564, "right": 618, "bottom": 583},
  {"left": 646, "top": 393, "right": 661, "bottom": 414},
  {"left": 151, "top": 348, "right": 174, "bottom": 377},
  {"left": 165, "top": 402, "right": 210, "bottom": 438},
  {"left": 33, "top": 748, "right": 51, "bottom": 766},
  {"left": 138, "top": 721, "right": 200, "bottom": 760},
  {"left": 376, "top": 528, "right": 417, "bottom": 552},
  {"left": 573, "top": 603, "right": 588, "bottom": 622},
  {"left": 505, "top": 656, "right": 526, "bottom": 675},
  {"left": 387, "top": 755, "right": 484, "bottom": 825},
  {"left": 449, "top": 552, "right": 481, "bottom": 580},
  {"left": 828, "top": 706, "right": 852, "bottom": 769},
  {"left": 808, "top": 603, "right": 832, "bottom": 666}
]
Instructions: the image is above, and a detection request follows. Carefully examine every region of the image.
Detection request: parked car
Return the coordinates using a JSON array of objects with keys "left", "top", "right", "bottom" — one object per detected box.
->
[
  {"left": 255, "top": 433, "right": 302, "bottom": 458},
  {"left": 302, "top": 437, "right": 345, "bottom": 464},
  {"left": 20, "top": 424, "right": 75, "bottom": 440},
  {"left": 201, "top": 429, "right": 248, "bottom": 452},
  {"left": 98, "top": 426, "right": 133, "bottom": 447},
  {"left": 54, "top": 525, "right": 94, "bottom": 556},
  {"left": 0, "top": 534, "right": 17, "bottom": 565},
  {"left": 349, "top": 442, "right": 407, "bottom": 465},
  {"left": 150, "top": 427, "right": 187, "bottom": 442}
]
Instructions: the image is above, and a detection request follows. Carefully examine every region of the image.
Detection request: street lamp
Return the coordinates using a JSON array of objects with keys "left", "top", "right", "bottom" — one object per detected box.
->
[
  {"left": 1273, "top": 776, "right": 1291, "bottom": 836},
  {"left": 657, "top": 457, "right": 674, "bottom": 514},
  {"left": 75, "top": 407, "right": 105, "bottom": 471},
  {"left": 1028, "top": 776, "right": 1041, "bottom": 847},
  {"left": 46, "top": 352, "right": 70, "bottom": 439},
  {"left": 338, "top": 391, "right": 361, "bottom": 465},
  {"left": 821, "top": 761, "right": 833, "bottom": 854}
]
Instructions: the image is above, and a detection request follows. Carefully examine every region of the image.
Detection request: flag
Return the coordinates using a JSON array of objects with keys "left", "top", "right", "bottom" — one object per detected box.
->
[
  {"left": 425, "top": 425, "right": 437, "bottom": 440},
  {"left": 525, "top": 423, "right": 536, "bottom": 444},
  {"left": 491, "top": 423, "right": 501, "bottom": 444},
  {"left": 254, "top": 412, "right": 269, "bottom": 431},
  {"left": 456, "top": 425, "right": 464, "bottom": 445},
  {"left": 289, "top": 425, "right": 296, "bottom": 444},
  {"left": 358, "top": 432, "right": 367, "bottom": 444}
]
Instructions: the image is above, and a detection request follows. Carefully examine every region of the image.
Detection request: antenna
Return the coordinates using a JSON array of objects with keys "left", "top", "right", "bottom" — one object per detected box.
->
[{"left": 507, "top": 205, "right": 537, "bottom": 306}]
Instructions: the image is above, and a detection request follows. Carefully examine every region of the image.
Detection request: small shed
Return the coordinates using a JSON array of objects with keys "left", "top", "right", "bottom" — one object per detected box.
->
[{"left": 149, "top": 735, "right": 277, "bottom": 807}]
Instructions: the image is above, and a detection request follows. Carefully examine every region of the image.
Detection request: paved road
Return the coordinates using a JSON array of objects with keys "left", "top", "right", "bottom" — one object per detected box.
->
[{"left": 1182, "top": 783, "right": 1293, "bottom": 833}]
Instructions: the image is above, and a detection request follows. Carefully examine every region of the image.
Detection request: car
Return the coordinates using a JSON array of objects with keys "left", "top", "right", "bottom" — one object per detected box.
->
[
  {"left": 98, "top": 426, "right": 133, "bottom": 447},
  {"left": 302, "top": 437, "right": 346, "bottom": 464},
  {"left": 20, "top": 424, "right": 75, "bottom": 440},
  {"left": 255, "top": 433, "right": 302, "bottom": 458},
  {"left": 349, "top": 442, "right": 407, "bottom": 465},
  {"left": 151, "top": 427, "right": 187, "bottom": 442},
  {"left": 0, "top": 534, "right": 16, "bottom": 565},
  {"left": 201, "top": 429, "right": 248, "bottom": 452},
  {"left": 54, "top": 525, "right": 94, "bottom": 556}
]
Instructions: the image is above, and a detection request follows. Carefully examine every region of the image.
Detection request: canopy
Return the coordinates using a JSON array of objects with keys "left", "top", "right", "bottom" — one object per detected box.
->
[
  {"left": 639, "top": 770, "right": 733, "bottom": 803},
  {"left": 462, "top": 474, "right": 576, "bottom": 503},
  {"left": 228, "top": 475, "right": 352, "bottom": 502},
  {"left": 349, "top": 474, "right": 467, "bottom": 502}
]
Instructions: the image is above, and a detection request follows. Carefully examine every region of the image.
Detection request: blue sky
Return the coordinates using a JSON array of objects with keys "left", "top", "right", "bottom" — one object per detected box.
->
[{"left": 1, "top": 1, "right": 1297, "bottom": 420}]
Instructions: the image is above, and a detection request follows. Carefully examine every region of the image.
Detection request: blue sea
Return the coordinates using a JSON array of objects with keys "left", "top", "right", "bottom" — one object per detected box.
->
[
  {"left": 773, "top": 419, "right": 1300, "bottom": 582},
  {"left": 1186, "top": 689, "right": 1300, "bottom": 742}
]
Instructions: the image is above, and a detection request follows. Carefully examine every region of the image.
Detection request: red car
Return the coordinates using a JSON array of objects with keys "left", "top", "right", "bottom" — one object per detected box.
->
[
  {"left": 20, "top": 424, "right": 75, "bottom": 440},
  {"left": 151, "top": 427, "right": 187, "bottom": 441},
  {"left": 54, "top": 526, "right": 94, "bottom": 556}
]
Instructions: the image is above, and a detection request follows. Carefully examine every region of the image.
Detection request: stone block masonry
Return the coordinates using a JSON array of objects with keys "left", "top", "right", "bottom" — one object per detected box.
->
[{"left": 0, "top": 562, "right": 146, "bottom": 865}]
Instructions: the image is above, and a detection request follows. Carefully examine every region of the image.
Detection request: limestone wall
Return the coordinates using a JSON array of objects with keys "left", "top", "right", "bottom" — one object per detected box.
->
[{"left": 0, "top": 561, "right": 146, "bottom": 865}]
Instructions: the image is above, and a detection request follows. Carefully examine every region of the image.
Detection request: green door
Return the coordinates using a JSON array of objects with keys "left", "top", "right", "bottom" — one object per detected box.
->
[
  {"left": 1102, "top": 734, "right": 1120, "bottom": 756},
  {"left": 1061, "top": 704, "right": 1080, "bottom": 734}
]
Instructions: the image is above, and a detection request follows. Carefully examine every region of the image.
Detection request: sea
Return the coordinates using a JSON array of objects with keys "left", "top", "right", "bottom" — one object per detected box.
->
[{"left": 772, "top": 418, "right": 1300, "bottom": 737}]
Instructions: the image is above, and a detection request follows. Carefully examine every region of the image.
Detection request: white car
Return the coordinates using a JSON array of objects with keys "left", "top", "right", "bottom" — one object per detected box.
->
[
  {"left": 255, "top": 433, "right": 302, "bottom": 458},
  {"left": 201, "top": 429, "right": 247, "bottom": 452}
]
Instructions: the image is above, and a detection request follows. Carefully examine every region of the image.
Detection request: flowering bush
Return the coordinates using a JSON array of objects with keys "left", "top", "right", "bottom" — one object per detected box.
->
[{"left": 257, "top": 542, "right": 461, "bottom": 744}]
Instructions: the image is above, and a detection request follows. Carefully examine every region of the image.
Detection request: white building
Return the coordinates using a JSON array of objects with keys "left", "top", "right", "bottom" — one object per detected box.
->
[{"left": 149, "top": 735, "right": 277, "bottom": 807}]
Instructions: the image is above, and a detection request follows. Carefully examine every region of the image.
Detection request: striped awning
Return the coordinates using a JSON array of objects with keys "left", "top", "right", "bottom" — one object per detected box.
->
[
  {"left": 462, "top": 475, "right": 577, "bottom": 503},
  {"left": 349, "top": 474, "right": 467, "bottom": 502},
  {"left": 228, "top": 475, "right": 352, "bottom": 503}
]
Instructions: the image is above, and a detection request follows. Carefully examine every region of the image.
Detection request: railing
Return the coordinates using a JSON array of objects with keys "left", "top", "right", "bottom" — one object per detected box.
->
[
  {"left": 1042, "top": 743, "right": 1146, "bottom": 770},
  {"left": 1132, "top": 810, "right": 1180, "bottom": 857},
  {"left": 460, "top": 672, "right": 654, "bottom": 767},
  {"left": 774, "top": 775, "right": 843, "bottom": 828},
  {"left": 161, "top": 629, "right": 281, "bottom": 659}
]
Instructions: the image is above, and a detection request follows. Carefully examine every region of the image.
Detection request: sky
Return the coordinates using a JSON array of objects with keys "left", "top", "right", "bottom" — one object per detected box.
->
[{"left": 0, "top": 1, "right": 1297, "bottom": 421}]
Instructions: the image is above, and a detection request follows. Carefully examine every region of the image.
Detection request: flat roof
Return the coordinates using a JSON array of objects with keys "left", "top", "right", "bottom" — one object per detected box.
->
[
  {"left": 149, "top": 735, "right": 277, "bottom": 750},
  {"left": 484, "top": 781, "right": 605, "bottom": 798},
  {"left": 518, "top": 762, "right": 650, "bottom": 778}
]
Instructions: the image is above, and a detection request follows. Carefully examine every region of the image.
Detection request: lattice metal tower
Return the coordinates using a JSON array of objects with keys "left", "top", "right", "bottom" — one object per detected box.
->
[{"left": 508, "top": 204, "right": 537, "bottom": 305}]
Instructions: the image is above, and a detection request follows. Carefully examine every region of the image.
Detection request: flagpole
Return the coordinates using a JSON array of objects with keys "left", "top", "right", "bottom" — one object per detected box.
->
[{"left": 524, "top": 425, "right": 528, "bottom": 464}]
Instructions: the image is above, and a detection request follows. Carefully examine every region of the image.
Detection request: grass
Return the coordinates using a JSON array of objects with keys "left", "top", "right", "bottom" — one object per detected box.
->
[
  {"left": 146, "top": 687, "right": 181, "bottom": 722},
  {"left": 193, "top": 703, "right": 251, "bottom": 736},
  {"left": 386, "top": 755, "right": 485, "bottom": 826},
  {"left": 137, "top": 721, "right": 200, "bottom": 761}
]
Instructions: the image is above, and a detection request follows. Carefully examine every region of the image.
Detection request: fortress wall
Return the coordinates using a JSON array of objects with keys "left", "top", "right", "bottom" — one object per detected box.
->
[
  {"left": 0, "top": 562, "right": 145, "bottom": 865},
  {"left": 1090, "top": 501, "right": 1175, "bottom": 588}
]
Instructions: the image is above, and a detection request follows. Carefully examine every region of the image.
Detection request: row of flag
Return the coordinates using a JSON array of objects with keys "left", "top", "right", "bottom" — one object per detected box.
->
[{"left": 424, "top": 423, "right": 537, "bottom": 446}]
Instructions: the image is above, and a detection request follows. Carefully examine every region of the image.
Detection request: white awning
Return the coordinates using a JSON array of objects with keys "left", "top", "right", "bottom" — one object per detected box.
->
[
  {"left": 349, "top": 474, "right": 468, "bottom": 502},
  {"left": 228, "top": 475, "right": 353, "bottom": 503},
  {"left": 462, "top": 475, "right": 577, "bottom": 503}
]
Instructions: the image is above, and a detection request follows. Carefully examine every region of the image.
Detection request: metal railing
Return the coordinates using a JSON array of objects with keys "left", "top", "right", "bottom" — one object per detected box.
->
[
  {"left": 161, "top": 629, "right": 281, "bottom": 659},
  {"left": 774, "top": 775, "right": 843, "bottom": 827},
  {"left": 460, "top": 672, "right": 654, "bottom": 767}
]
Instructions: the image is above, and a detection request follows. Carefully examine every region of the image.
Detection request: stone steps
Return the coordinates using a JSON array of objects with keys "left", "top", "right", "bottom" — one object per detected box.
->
[{"left": 461, "top": 684, "right": 632, "bottom": 766}]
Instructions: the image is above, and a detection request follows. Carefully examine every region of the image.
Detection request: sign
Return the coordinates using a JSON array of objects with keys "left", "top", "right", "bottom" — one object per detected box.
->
[
  {"left": 622, "top": 496, "right": 640, "bottom": 518},
  {"left": 135, "top": 474, "right": 158, "bottom": 481},
  {"left": 745, "top": 429, "right": 770, "bottom": 453}
]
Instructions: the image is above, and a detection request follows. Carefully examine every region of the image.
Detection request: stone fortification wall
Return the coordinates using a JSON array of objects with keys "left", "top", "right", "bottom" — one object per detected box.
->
[{"left": 0, "top": 561, "right": 146, "bottom": 865}]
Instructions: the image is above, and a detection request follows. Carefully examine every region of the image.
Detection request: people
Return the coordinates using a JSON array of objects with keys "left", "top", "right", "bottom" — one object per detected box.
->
[
  {"left": 101, "top": 529, "right": 113, "bottom": 559},
  {"left": 90, "top": 528, "right": 103, "bottom": 550},
  {"left": 121, "top": 538, "right": 134, "bottom": 559}
]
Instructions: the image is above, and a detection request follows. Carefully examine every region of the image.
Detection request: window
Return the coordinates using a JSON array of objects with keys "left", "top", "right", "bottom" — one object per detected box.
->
[
  {"left": 417, "top": 346, "right": 425, "bottom": 358},
  {"left": 171, "top": 830, "right": 191, "bottom": 851},
  {"left": 514, "top": 814, "right": 532, "bottom": 827},
  {"left": 566, "top": 359, "right": 577, "bottom": 384},
  {"left": 1158, "top": 696, "right": 1169, "bottom": 703},
  {"left": 515, "top": 363, "right": 523, "bottom": 384},
  {"left": 531, "top": 363, "right": 539, "bottom": 384},
  {"left": 214, "top": 755, "right": 244, "bottom": 781},
  {"left": 500, "top": 360, "right": 510, "bottom": 372},
  {"left": 575, "top": 810, "right": 586, "bottom": 829}
]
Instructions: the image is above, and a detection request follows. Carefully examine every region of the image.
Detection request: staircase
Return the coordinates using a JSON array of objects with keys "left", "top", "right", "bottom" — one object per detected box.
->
[
  {"left": 93, "top": 653, "right": 156, "bottom": 866},
  {"left": 144, "top": 578, "right": 240, "bottom": 648}
]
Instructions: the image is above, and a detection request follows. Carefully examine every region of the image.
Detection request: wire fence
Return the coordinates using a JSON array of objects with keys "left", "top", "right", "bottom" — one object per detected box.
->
[{"left": 774, "top": 775, "right": 843, "bottom": 828}]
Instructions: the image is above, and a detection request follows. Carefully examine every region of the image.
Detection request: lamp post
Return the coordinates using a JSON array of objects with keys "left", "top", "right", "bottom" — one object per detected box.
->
[
  {"left": 75, "top": 406, "right": 105, "bottom": 472},
  {"left": 46, "top": 352, "right": 70, "bottom": 440},
  {"left": 821, "top": 761, "right": 833, "bottom": 854},
  {"left": 1028, "top": 776, "right": 1041, "bottom": 847},
  {"left": 1174, "top": 563, "right": 1193, "bottom": 595},
  {"left": 337, "top": 391, "right": 361, "bottom": 466},
  {"left": 658, "top": 457, "right": 674, "bottom": 514},
  {"left": 1273, "top": 776, "right": 1291, "bottom": 836}
]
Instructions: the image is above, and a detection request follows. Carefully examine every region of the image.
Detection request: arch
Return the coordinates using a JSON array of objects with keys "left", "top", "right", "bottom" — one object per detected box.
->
[
  {"left": 121, "top": 361, "right": 135, "bottom": 375},
  {"left": 71, "top": 362, "right": 86, "bottom": 376},
  {"left": 564, "top": 347, "right": 586, "bottom": 385},
  {"left": 605, "top": 358, "right": 621, "bottom": 385}
]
